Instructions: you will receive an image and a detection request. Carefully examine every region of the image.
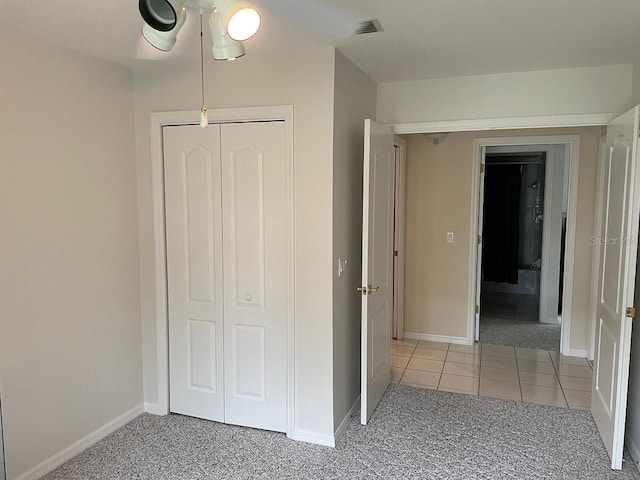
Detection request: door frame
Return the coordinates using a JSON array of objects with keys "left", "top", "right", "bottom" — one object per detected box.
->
[
  {"left": 147, "top": 106, "right": 295, "bottom": 437},
  {"left": 470, "top": 135, "right": 581, "bottom": 356},
  {"left": 392, "top": 136, "right": 407, "bottom": 339}
]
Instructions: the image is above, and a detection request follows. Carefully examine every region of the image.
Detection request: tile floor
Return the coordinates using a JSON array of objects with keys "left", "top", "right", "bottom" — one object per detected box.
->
[{"left": 391, "top": 339, "right": 592, "bottom": 409}]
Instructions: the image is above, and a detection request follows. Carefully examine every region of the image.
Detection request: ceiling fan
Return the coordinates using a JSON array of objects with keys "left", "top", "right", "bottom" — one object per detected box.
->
[{"left": 138, "top": 0, "right": 362, "bottom": 61}]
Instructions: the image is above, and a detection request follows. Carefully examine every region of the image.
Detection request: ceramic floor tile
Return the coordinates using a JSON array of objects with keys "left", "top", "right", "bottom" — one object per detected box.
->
[
  {"left": 437, "top": 387, "right": 478, "bottom": 396},
  {"left": 564, "top": 389, "right": 591, "bottom": 409},
  {"left": 518, "top": 371, "right": 561, "bottom": 388},
  {"left": 556, "top": 364, "right": 593, "bottom": 379},
  {"left": 521, "top": 384, "right": 567, "bottom": 407},
  {"left": 480, "top": 365, "right": 519, "bottom": 383},
  {"left": 412, "top": 347, "right": 447, "bottom": 361},
  {"left": 407, "top": 357, "right": 444, "bottom": 373},
  {"left": 391, "top": 355, "right": 410, "bottom": 369},
  {"left": 559, "top": 375, "right": 592, "bottom": 392},
  {"left": 550, "top": 354, "right": 590, "bottom": 368},
  {"left": 401, "top": 382, "right": 438, "bottom": 391},
  {"left": 515, "top": 348, "right": 553, "bottom": 363},
  {"left": 391, "top": 344, "right": 415, "bottom": 357},
  {"left": 448, "top": 344, "right": 482, "bottom": 354},
  {"left": 400, "top": 369, "right": 441, "bottom": 388},
  {"left": 392, "top": 338, "right": 418, "bottom": 347},
  {"left": 438, "top": 374, "right": 479, "bottom": 394},
  {"left": 417, "top": 340, "right": 449, "bottom": 351},
  {"left": 481, "top": 355, "right": 517, "bottom": 370},
  {"left": 391, "top": 367, "right": 404, "bottom": 384},
  {"left": 517, "top": 359, "right": 556, "bottom": 375},
  {"left": 526, "top": 399, "right": 568, "bottom": 408},
  {"left": 443, "top": 362, "right": 479, "bottom": 377},
  {"left": 479, "top": 378, "right": 522, "bottom": 401},
  {"left": 446, "top": 352, "right": 480, "bottom": 365},
  {"left": 481, "top": 344, "right": 516, "bottom": 359}
]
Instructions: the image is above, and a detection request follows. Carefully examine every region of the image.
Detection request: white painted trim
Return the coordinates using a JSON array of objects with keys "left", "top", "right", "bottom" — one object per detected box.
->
[
  {"left": 566, "top": 348, "right": 589, "bottom": 359},
  {"left": 469, "top": 136, "right": 581, "bottom": 356},
  {"left": 393, "top": 136, "right": 407, "bottom": 340},
  {"left": 144, "top": 402, "right": 164, "bottom": 415},
  {"left": 589, "top": 136, "right": 608, "bottom": 361},
  {"left": 14, "top": 405, "right": 144, "bottom": 480},
  {"left": 288, "top": 430, "right": 335, "bottom": 448},
  {"left": 392, "top": 113, "right": 617, "bottom": 135},
  {"left": 334, "top": 395, "right": 360, "bottom": 445},
  {"left": 149, "top": 106, "right": 295, "bottom": 436},
  {"left": 404, "top": 332, "right": 471, "bottom": 345},
  {"left": 626, "top": 432, "right": 640, "bottom": 464}
]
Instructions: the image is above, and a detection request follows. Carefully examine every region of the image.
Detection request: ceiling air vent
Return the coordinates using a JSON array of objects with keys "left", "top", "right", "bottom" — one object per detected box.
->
[{"left": 354, "top": 19, "right": 383, "bottom": 35}]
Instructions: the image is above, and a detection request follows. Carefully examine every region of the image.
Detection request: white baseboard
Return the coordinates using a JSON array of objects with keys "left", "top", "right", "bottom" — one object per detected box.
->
[
  {"left": 144, "top": 402, "right": 167, "bottom": 415},
  {"left": 334, "top": 395, "right": 360, "bottom": 445},
  {"left": 14, "top": 404, "right": 144, "bottom": 480},
  {"left": 404, "top": 332, "right": 470, "bottom": 345},
  {"left": 565, "top": 348, "right": 588, "bottom": 358},
  {"left": 626, "top": 433, "right": 640, "bottom": 466},
  {"left": 288, "top": 429, "right": 335, "bottom": 448}
]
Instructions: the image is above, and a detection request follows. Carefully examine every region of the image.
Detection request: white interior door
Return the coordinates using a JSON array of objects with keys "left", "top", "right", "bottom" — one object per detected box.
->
[
  {"left": 393, "top": 138, "right": 407, "bottom": 340},
  {"left": 361, "top": 119, "right": 395, "bottom": 425},
  {"left": 475, "top": 148, "right": 486, "bottom": 342},
  {"left": 164, "top": 125, "right": 225, "bottom": 421},
  {"left": 592, "top": 106, "right": 640, "bottom": 470},
  {"left": 221, "top": 122, "right": 288, "bottom": 432}
]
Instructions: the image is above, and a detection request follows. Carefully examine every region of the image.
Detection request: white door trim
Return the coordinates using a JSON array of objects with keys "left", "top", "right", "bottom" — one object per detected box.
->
[
  {"left": 393, "top": 136, "right": 407, "bottom": 340},
  {"left": 589, "top": 135, "right": 609, "bottom": 361},
  {"left": 392, "top": 113, "right": 616, "bottom": 135},
  {"left": 147, "top": 106, "right": 295, "bottom": 437},
  {"left": 469, "top": 135, "right": 581, "bottom": 356}
]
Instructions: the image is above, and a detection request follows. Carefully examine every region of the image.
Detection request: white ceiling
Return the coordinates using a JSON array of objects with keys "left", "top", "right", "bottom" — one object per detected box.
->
[{"left": 2, "top": 0, "right": 640, "bottom": 82}]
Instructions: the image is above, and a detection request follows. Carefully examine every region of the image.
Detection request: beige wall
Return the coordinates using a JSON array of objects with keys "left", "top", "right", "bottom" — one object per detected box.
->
[
  {"left": 331, "top": 51, "right": 377, "bottom": 431},
  {"left": 403, "top": 127, "right": 601, "bottom": 351},
  {"left": 0, "top": 27, "right": 142, "bottom": 479},
  {"left": 133, "top": 48, "right": 338, "bottom": 438},
  {"left": 378, "top": 65, "right": 632, "bottom": 124}
]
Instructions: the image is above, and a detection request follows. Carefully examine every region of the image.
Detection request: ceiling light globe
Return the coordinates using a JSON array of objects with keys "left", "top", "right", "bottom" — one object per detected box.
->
[{"left": 227, "top": 8, "right": 260, "bottom": 41}]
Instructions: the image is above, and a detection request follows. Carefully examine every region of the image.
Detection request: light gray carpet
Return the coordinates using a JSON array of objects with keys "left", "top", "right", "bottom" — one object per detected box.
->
[
  {"left": 479, "top": 315, "right": 561, "bottom": 351},
  {"left": 42, "top": 385, "right": 639, "bottom": 480},
  {"left": 479, "top": 292, "right": 561, "bottom": 351}
]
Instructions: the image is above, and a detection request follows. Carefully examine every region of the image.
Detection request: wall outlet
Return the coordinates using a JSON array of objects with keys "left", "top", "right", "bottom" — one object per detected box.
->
[{"left": 447, "top": 232, "right": 454, "bottom": 243}]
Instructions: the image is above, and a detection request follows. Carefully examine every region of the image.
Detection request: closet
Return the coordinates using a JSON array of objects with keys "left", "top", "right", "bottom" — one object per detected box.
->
[{"left": 163, "top": 121, "right": 288, "bottom": 433}]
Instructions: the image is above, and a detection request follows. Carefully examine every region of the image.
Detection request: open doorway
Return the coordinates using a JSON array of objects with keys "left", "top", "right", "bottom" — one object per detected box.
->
[{"left": 478, "top": 147, "right": 568, "bottom": 351}]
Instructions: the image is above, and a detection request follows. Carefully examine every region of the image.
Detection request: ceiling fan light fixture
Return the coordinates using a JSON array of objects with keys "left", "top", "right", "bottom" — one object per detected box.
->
[
  {"left": 226, "top": 7, "right": 260, "bottom": 41},
  {"left": 215, "top": 0, "right": 261, "bottom": 41},
  {"left": 209, "top": 10, "right": 246, "bottom": 61},
  {"left": 139, "top": 0, "right": 184, "bottom": 32},
  {"left": 140, "top": 0, "right": 187, "bottom": 51}
]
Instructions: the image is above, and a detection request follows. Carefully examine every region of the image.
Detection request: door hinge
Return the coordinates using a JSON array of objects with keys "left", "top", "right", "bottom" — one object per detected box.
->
[
  {"left": 475, "top": 305, "right": 479, "bottom": 314},
  {"left": 480, "top": 163, "right": 485, "bottom": 174},
  {"left": 627, "top": 307, "right": 636, "bottom": 318},
  {"left": 394, "top": 250, "right": 398, "bottom": 257},
  {"left": 477, "top": 235, "right": 482, "bottom": 245}
]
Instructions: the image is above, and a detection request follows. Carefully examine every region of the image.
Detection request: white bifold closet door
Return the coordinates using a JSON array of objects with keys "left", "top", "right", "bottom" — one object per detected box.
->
[{"left": 164, "top": 121, "right": 288, "bottom": 432}]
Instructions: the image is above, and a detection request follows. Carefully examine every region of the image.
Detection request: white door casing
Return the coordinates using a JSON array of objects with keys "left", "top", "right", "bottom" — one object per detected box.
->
[
  {"left": 475, "top": 147, "right": 486, "bottom": 342},
  {"left": 221, "top": 122, "right": 288, "bottom": 432},
  {"left": 361, "top": 119, "right": 395, "bottom": 425},
  {"left": 592, "top": 106, "right": 640, "bottom": 470},
  {"left": 393, "top": 137, "right": 407, "bottom": 340},
  {"left": 164, "top": 125, "right": 225, "bottom": 421},
  {"left": 163, "top": 120, "right": 289, "bottom": 433}
]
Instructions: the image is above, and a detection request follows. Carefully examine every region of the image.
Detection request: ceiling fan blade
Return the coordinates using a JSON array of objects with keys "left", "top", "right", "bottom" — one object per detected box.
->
[{"left": 254, "top": 0, "right": 360, "bottom": 40}]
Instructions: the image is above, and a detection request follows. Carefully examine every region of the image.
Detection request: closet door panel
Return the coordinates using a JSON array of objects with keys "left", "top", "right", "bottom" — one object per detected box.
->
[
  {"left": 221, "top": 121, "right": 288, "bottom": 432},
  {"left": 164, "top": 125, "right": 225, "bottom": 422}
]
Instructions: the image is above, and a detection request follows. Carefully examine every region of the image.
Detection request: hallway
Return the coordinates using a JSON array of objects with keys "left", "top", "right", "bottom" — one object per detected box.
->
[{"left": 391, "top": 339, "right": 589, "bottom": 408}]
